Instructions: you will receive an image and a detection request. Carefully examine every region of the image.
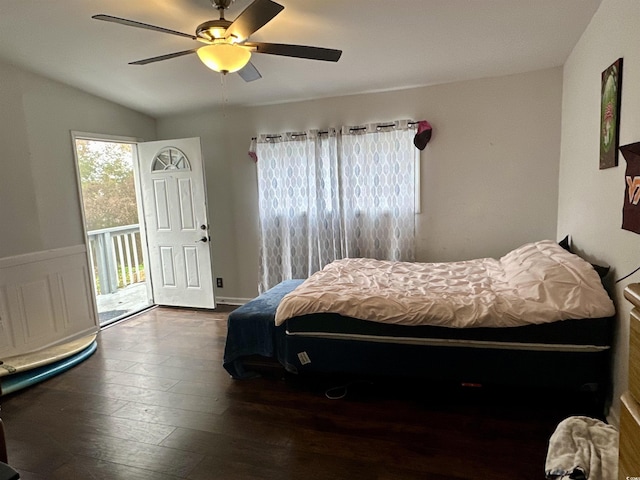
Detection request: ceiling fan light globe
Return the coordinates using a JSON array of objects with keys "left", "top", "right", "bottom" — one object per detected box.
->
[{"left": 197, "top": 44, "right": 251, "bottom": 73}]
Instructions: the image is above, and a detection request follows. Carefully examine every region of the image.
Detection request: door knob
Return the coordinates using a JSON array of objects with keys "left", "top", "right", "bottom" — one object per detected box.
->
[{"left": 199, "top": 236, "right": 208, "bottom": 243}]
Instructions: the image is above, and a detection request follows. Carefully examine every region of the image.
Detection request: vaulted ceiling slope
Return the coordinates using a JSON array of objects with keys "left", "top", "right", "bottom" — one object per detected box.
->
[{"left": 0, "top": 0, "right": 601, "bottom": 117}]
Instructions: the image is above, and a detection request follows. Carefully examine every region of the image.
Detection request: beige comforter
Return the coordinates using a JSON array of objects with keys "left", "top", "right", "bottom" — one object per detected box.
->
[{"left": 274, "top": 240, "right": 615, "bottom": 328}]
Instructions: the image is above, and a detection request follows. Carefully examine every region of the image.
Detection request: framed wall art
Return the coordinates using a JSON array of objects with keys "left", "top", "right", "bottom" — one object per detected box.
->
[{"left": 600, "top": 58, "right": 623, "bottom": 169}]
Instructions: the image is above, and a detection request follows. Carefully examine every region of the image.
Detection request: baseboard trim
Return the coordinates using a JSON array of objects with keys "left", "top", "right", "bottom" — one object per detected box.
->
[{"left": 217, "top": 296, "right": 252, "bottom": 306}]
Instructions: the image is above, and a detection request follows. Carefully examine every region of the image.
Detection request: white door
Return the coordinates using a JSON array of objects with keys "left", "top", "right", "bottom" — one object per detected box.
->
[{"left": 137, "top": 138, "right": 215, "bottom": 309}]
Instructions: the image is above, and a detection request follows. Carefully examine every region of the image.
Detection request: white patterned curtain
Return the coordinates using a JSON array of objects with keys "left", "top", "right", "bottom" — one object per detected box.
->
[
  {"left": 340, "top": 121, "right": 417, "bottom": 260},
  {"left": 256, "top": 121, "right": 417, "bottom": 292}
]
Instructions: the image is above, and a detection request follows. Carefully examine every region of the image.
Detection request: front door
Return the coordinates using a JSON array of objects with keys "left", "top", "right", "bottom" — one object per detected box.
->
[{"left": 137, "top": 138, "right": 215, "bottom": 309}]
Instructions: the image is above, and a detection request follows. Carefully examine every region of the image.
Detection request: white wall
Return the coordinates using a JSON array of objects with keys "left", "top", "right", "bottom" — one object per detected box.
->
[
  {"left": 558, "top": 0, "right": 640, "bottom": 421},
  {"left": 158, "top": 67, "right": 563, "bottom": 300},
  {"left": 0, "top": 59, "right": 156, "bottom": 259},
  {"left": 0, "top": 59, "right": 157, "bottom": 357}
]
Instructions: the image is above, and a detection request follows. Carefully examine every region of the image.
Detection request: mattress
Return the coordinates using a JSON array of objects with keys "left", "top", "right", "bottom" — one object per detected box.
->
[
  {"left": 283, "top": 312, "right": 613, "bottom": 391},
  {"left": 285, "top": 313, "right": 612, "bottom": 353}
]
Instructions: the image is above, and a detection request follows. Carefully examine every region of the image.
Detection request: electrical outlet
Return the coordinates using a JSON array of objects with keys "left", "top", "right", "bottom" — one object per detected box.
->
[{"left": 216, "top": 277, "right": 223, "bottom": 288}]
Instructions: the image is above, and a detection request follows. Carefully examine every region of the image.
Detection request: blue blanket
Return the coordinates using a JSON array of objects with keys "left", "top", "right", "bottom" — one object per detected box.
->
[{"left": 223, "top": 279, "right": 304, "bottom": 379}]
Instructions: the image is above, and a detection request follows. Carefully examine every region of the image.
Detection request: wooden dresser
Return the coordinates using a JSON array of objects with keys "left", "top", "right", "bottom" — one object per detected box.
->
[{"left": 620, "top": 284, "right": 640, "bottom": 479}]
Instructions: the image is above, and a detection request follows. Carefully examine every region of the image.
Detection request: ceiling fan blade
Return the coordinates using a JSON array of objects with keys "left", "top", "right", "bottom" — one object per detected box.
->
[
  {"left": 225, "top": 0, "right": 284, "bottom": 42},
  {"left": 246, "top": 42, "right": 342, "bottom": 62},
  {"left": 237, "top": 61, "right": 262, "bottom": 82},
  {"left": 92, "top": 14, "right": 197, "bottom": 40},
  {"left": 129, "top": 49, "right": 199, "bottom": 65}
]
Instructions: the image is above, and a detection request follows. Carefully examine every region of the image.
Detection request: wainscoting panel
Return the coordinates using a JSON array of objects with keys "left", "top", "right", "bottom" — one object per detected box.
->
[
  {"left": 0, "top": 246, "right": 98, "bottom": 359},
  {"left": 0, "top": 287, "right": 15, "bottom": 352},
  {"left": 56, "top": 264, "right": 95, "bottom": 334},
  {"left": 13, "top": 277, "right": 58, "bottom": 345}
]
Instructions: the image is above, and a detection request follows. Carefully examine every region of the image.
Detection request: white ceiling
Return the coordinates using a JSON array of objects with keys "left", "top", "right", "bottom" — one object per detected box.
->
[{"left": 0, "top": 0, "right": 601, "bottom": 118}]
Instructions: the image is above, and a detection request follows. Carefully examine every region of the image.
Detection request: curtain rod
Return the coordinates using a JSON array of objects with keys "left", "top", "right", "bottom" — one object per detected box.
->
[{"left": 253, "top": 121, "right": 419, "bottom": 141}]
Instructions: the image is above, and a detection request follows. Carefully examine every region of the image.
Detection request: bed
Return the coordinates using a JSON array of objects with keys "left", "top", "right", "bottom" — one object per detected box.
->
[{"left": 223, "top": 240, "right": 615, "bottom": 403}]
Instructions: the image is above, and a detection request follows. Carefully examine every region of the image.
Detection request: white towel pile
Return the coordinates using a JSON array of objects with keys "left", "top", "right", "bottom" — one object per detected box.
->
[{"left": 545, "top": 416, "right": 618, "bottom": 480}]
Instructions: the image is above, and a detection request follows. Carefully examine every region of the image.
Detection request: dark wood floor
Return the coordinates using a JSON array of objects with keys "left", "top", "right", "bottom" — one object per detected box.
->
[{"left": 0, "top": 306, "right": 602, "bottom": 479}]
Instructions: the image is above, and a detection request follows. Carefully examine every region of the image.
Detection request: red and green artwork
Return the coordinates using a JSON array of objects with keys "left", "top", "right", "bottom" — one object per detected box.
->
[{"left": 600, "top": 58, "right": 623, "bottom": 169}]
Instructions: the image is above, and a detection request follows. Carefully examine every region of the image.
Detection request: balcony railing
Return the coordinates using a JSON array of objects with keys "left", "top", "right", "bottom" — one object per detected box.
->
[{"left": 87, "top": 224, "right": 144, "bottom": 295}]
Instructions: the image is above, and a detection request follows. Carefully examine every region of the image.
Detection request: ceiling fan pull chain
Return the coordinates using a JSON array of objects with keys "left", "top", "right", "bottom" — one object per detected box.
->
[{"left": 219, "top": 73, "right": 230, "bottom": 119}]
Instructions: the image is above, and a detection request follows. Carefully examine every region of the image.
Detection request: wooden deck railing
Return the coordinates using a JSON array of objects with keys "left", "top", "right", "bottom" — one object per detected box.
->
[{"left": 87, "top": 224, "right": 144, "bottom": 295}]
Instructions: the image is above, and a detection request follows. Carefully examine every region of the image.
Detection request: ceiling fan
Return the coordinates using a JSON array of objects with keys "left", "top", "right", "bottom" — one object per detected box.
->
[{"left": 93, "top": 0, "right": 342, "bottom": 82}]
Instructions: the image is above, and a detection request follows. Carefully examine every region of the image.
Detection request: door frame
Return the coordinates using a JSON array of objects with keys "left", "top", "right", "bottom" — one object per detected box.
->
[{"left": 71, "top": 131, "right": 153, "bottom": 324}]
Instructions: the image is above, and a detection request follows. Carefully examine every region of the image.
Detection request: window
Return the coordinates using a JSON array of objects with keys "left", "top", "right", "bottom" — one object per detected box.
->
[
  {"left": 256, "top": 121, "right": 418, "bottom": 291},
  {"left": 152, "top": 147, "right": 191, "bottom": 172}
]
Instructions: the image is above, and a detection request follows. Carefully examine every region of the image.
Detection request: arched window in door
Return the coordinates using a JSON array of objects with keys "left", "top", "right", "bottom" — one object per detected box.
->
[{"left": 152, "top": 147, "right": 191, "bottom": 171}]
